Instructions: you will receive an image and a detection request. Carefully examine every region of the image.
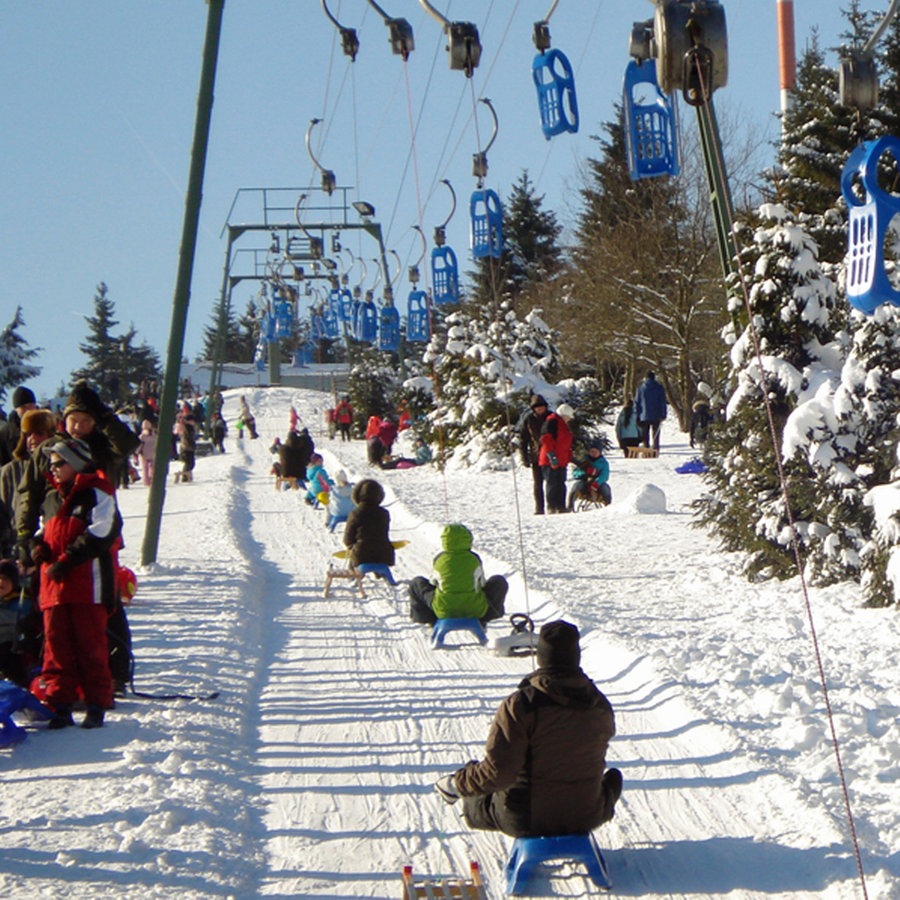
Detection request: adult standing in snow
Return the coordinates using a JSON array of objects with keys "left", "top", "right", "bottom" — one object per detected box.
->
[
  {"left": 539, "top": 403, "right": 575, "bottom": 515},
  {"left": 633, "top": 371, "right": 667, "bottom": 452},
  {"left": 334, "top": 396, "right": 354, "bottom": 441},
  {"left": 0, "top": 386, "right": 38, "bottom": 467},
  {"left": 435, "top": 620, "right": 622, "bottom": 837},
  {"left": 238, "top": 395, "right": 259, "bottom": 440},
  {"left": 518, "top": 395, "right": 550, "bottom": 515}
]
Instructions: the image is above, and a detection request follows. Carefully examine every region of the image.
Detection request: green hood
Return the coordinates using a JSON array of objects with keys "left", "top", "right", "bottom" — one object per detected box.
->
[{"left": 441, "top": 523, "right": 473, "bottom": 552}]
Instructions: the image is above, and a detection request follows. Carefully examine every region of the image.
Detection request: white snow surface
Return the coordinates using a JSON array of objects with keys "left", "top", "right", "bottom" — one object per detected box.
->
[{"left": 2, "top": 386, "right": 898, "bottom": 899}]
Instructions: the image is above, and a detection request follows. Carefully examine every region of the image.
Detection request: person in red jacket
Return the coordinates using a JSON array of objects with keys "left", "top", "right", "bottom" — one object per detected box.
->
[
  {"left": 334, "top": 396, "right": 354, "bottom": 442},
  {"left": 538, "top": 403, "right": 575, "bottom": 514},
  {"left": 32, "top": 438, "right": 122, "bottom": 729}
]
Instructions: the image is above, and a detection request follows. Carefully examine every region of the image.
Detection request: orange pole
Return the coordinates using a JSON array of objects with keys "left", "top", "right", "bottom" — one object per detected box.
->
[{"left": 777, "top": 0, "right": 797, "bottom": 118}]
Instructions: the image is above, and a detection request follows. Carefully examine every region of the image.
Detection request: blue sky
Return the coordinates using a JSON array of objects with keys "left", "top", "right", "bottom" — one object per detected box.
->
[{"left": 1, "top": 1, "right": 851, "bottom": 402}]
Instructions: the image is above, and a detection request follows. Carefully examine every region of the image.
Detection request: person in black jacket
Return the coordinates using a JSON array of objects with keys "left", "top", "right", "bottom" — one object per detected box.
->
[
  {"left": 435, "top": 620, "right": 622, "bottom": 837},
  {"left": 517, "top": 394, "right": 550, "bottom": 515},
  {"left": 0, "top": 386, "right": 38, "bottom": 467},
  {"left": 343, "top": 479, "right": 395, "bottom": 569}
]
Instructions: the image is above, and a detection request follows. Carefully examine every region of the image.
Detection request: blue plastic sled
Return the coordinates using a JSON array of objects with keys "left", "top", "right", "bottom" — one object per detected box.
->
[
  {"left": 505, "top": 832, "right": 611, "bottom": 895},
  {"left": 1, "top": 679, "right": 53, "bottom": 747}
]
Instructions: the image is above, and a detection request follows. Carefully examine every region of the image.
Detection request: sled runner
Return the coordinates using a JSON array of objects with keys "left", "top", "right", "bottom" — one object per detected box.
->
[
  {"left": 490, "top": 614, "right": 537, "bottom": 657},
  {"left": 401, "top": 861, "right": 487, "bottom": 899}
]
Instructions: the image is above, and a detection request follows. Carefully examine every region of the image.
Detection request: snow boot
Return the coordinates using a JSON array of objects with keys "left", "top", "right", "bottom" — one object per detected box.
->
[
  {"left": 47, "top": 706, "right": 74, "bottom": 730},
  {"left": 81, "top": 706, "right": 105, "bottom": 729}
]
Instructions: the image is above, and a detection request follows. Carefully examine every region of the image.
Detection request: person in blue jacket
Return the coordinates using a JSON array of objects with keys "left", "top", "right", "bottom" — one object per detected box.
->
[
  {"left": 567, "top": 440, "right": 611, "bottom": 510},
  {"left": 633, "top": 371, "right": 667, "bottom": 452}
]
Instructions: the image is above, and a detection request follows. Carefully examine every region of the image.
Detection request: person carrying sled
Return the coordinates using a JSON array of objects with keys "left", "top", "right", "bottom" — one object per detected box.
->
[
  {"left": 238, "top": 395, "right": 259, "bottom": 440},
  {"left": 435, "top": 620, "right": 622, "bottom": 838},
  {"left": 567, "top": 439, "right": 612, "bottom": 511},
  {"left": 408, "top": 523, "right": 507, "bottom": 626},
  {"left": 343, "top": 478, "right": 395, "bottom": 571},
  {"left": 30, "top": 439, "right": 123, "bottom": 729}
]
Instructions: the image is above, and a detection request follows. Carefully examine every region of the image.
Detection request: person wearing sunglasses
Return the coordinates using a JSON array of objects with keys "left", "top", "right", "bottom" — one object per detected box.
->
[{"left": 29, "top": 438, "right": 122, "bottom": 729}]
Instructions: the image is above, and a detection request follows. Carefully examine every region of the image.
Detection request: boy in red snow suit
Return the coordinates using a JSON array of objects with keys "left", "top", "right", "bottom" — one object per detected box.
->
[{"left": 32, "top": 438, "right": 122, "bottom": 729}]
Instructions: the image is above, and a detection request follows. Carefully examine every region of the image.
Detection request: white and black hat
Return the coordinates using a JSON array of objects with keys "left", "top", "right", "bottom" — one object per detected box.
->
[{"left": 43, "top": 438, "right": 94, "bottom": 473}]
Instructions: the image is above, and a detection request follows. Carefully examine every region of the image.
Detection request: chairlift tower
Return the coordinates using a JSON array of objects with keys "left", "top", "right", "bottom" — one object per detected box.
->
[{"left": 210, "top": 186, "right": 391, "bottom": 394}]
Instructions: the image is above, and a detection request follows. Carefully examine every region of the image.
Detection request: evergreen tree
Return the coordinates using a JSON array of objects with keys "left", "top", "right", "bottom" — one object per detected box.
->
[
  {"left": 0, "top": 306, "right": 42, "bottom": 405},
  {"left": 467, "top": 170, "right": 564, "bottom": 321},
  {"left": 71, "top": 283, "right": 161, "bottom": 406},
  {"left": 236, "top": 297, "right": 262, "bottom": 362},
  {"left": 71, "top": 283, "right": 123, "bottom": 401},
  {"left": 696, "top": 204, "right": 839, "bottom": 580},
  {"left": 418, "top": 297, "right": 561, "bottom": 466},
  {"left": 202, "top": 301, "right": 244, "bottom": 362}
]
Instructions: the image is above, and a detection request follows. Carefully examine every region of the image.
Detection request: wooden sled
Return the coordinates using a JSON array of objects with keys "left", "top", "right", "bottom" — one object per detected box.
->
[
  {"left": 402, "top": 861, "right": 487, "bottom": 900},
  {"left": 332, "top": 540, "right": 409, "bottom": 560},
  {"left": 626, "top": 446, "right": 658, "bottom": 459},
  {"left": 323, "top": 564, "right": 366, "bottom": 599}
]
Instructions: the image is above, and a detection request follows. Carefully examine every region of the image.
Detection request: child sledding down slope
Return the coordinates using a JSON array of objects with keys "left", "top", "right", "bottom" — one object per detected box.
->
[{"left": 343, "top": 479, "right": 394, "bottom": 569}]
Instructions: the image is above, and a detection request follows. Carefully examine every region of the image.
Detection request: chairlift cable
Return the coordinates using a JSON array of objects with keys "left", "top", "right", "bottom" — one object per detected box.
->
[{"left": 689, "top": 50, "right": 870, "bottom": 900}]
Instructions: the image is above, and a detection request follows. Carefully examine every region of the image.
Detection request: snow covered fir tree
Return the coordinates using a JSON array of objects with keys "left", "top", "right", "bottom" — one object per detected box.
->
[{"left": 0, "top": 306, "right": 41, "bottom": 405}]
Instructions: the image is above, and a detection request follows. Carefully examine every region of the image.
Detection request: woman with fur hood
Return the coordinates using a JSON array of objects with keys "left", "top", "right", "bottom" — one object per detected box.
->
[{"left": 343, "top": 479, "right": 394, "bottom": 569}]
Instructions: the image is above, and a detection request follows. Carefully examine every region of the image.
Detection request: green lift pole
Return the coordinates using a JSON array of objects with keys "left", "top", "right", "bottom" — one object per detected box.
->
[{"left": 142, "top": 0, "right": 225, "bottom": 566}]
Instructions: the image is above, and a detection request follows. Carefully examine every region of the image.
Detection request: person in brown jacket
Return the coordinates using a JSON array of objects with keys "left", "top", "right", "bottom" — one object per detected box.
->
[
  {"left": 343, "top": 479, "right": 395, "bottom": 569},
  {"left": 435, "top": 620, "right": 622, "bottom": 837}
]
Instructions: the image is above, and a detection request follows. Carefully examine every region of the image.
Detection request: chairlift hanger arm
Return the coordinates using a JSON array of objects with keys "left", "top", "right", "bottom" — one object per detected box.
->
[
  {"left": 533, "top": 0, "right": 560, "bottom": 50},
  {"left": 321, "top": 0, "right": 359, "bottom": 60},
  {"left": 472, "top": 98, "right": 499, "bottom": 185},
  {"left": 438, "top": 179, "right": 457, "bottom": 230},
  {"left": 863, "top": 0, "right": 900, "bottom": 57},
  {"left": 305, "top": 118, "right": 337, "bottom": 195}
]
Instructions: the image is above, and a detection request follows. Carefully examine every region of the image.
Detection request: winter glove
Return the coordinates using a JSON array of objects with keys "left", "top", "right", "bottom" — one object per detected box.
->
[
  {"left": 30, "top": 541, "right": 53, "bottom": 565},
  {"left": 47, "top": 561, "right": 72, "bottom": 582},
  {"left": 547, "top": 453, "right": 559, "bottom": 468},
  {"left": 435, "top": 774, "right": 460, "bottom": 805}
]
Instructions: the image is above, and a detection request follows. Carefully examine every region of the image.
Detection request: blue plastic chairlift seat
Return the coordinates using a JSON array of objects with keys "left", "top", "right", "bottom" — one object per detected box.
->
[
  {"left": 378, "top": 304, "right": 401, "bottom": 352},
  {"left": 532, "top": 47, "right": 579, "bottom": 139},
  {"left": 358, "top": 298, "right": 378, "bottom": 343},
  {"left": 841, "top": 135, "right": 900, "bottom": 314},
  {"left": 431, "top": 245, "right": 460, "bottom": 304},
  {"left": 407, "top": 289, "right": 431, "bottom": 342},
  {"left": 623, "top": 59, "right": 680, "bottom": 181},
  {"left": 470, "top": 188, "right": 504, "bottom": 259}
]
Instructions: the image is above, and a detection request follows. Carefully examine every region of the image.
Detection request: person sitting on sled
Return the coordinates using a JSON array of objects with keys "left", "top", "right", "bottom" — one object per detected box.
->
[
  {"left": 408, "top": 523, "right": 507, "bottom": 626},
  {"left": 325, "top": 470, "right": 354, "bottom": 532},
  {"left": 435, "top": 620, "right": 622, "bottom": 838},
  {"left": 567, "top": 438, "right": 612, "bottom": 511},
  {"left": 304, "top": 453, "right": 332, "bottom": 507},
  {"left": 343, "top": 479, "right": 395, "bottom": 571},
  {"left": 0, "top": 558, "right": 40, "bottom": 688}
]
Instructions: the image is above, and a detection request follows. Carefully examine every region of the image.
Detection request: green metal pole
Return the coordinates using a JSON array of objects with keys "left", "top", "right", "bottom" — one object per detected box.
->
[
  {"left": 142, "top": 0, "right": 225, "bottom": 566},
  {"left": 206, "top": 228, "right": 236, "bottom": 432}
]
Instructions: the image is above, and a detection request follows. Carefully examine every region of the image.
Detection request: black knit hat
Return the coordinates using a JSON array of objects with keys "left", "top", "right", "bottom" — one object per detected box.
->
[
  {"left": 536, "top": 620, "right": 581, "bottom": 670},
  {"left": 530, "top": 394, "right": 548, "bottom": 409},
  {"left": 0, "top": 558, "right": 19, "bottom": 591},
  {"left": 11, "top": 386, "right": 36, "bottom": 408}
]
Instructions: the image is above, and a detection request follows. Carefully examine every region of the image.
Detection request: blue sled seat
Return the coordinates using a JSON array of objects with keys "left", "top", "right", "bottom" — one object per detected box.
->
[
  {"left": 355, "top": 563, "right": 397, "bottom": 586},
  {"left": 431, "top": 617, "right": 488, "bottom": 649},
  {"left": 505, "top": 833, "right": 611, "bottom": 895}
]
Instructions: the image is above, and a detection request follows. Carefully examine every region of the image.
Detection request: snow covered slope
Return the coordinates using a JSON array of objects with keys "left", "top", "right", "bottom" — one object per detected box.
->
[{"left": 1, "top": 386, "right": 896, "bottom": 898}]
